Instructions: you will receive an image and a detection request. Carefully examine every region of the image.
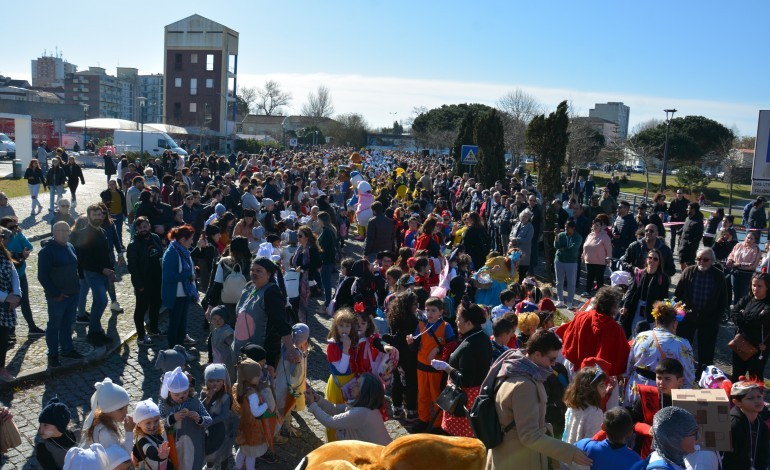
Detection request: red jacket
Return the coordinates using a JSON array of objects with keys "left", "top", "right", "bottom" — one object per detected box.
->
[{"left": 556, "top": 309, "right": 630, "bottom": 377}]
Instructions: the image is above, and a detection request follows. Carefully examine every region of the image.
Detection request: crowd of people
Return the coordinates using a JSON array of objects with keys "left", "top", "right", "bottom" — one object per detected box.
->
[{"left": 0, "top": 145, "right": 768, "bottom": 469}]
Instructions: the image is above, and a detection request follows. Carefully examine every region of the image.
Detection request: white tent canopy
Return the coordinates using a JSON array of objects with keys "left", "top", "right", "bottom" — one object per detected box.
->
[
  {"left": 65, "top": 118, "right": 139, "bottom": 130},
  {"left": 145, "top": 123, "right": 187, "bottom": 134}
]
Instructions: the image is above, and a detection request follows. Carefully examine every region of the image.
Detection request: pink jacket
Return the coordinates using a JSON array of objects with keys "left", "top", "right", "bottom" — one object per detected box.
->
[{"left": 583, "top": 230, "right": 612, "bottom": 265}]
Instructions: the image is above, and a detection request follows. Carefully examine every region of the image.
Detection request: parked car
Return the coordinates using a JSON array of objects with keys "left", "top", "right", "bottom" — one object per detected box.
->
[
  {"left": 633, "top": 165, "right": 646, "bottom": 173},
  {"left": 671, "top": 169, "right": 679, "bottom": 175},
  {"left": 0, "top": 133, "right": 15, "bottom": 159},
  {"left": 717, "top": 171, "right": 725, "bottom": 180},
  {"left": 704, "top": 170, "right": 714, "bottom": 177},
  {"left": 588, "top": 162, "right": 601, "bottom": 170}
]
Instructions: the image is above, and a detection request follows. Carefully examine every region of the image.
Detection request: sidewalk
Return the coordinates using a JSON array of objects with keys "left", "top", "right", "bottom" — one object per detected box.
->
[{"left": 0, "top": 168, "right": 139, "bottom": 386}]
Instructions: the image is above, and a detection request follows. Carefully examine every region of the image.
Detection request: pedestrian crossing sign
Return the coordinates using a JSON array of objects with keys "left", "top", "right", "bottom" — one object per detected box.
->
[{"left": 461, "top": 145, "right": 479, "bottom": 165}]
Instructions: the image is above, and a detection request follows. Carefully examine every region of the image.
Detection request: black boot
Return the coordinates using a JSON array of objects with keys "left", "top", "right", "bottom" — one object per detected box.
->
[{"left": 48, "top": 355, "right": 61, "bottom": 368}]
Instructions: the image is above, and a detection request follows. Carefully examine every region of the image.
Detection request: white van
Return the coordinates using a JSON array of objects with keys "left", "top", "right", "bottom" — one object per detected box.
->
[
  {"left": 113, "top": 130, "right": 188, "bottom": 157},
  {"left": 0, "top": 133, "right": 16, "bottom": 159}
]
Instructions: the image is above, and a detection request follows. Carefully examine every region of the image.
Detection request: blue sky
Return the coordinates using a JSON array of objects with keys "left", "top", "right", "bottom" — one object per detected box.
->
[{"left": 5, "top": 1, "right": 768, "bottom": 135}]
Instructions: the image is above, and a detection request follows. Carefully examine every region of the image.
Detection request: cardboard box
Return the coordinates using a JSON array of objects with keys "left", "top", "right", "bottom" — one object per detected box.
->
[{"left": 672, "top": 389, "right": 731, "bottom": 452}]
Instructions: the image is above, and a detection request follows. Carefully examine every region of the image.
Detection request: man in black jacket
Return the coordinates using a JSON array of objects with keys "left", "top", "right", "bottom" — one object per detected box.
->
[
  {"left": 75, "top": 205, "right": 115, "bottom": 346},
  {"left": 620, "top": 224, "right": 676, "bottom": 277},
  {"left": 611, "top": 201, "right": 638, "bottom": 259},
  {"left": 364, "top": 202, "right": 395, "bottom": 261},
  {"left": 674, "top": 247, "right": 727, "bottom": 372},
  {"left": 127, "top": 216, "right": 164, "bottom": 346},
  {"left": 677, "top": 202, "right": 704, "bottom": 272},
  {"left": 667, "top": 189, "right": 689, "bottom": 250}
]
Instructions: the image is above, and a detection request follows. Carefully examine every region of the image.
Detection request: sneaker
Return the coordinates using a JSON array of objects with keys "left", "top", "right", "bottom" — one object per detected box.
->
[
  {"left": 555, "top": 302, "right": 567, "bottom": 309},
  {"left": 580, "top": 291, "right": 591, "bottom": 298},
  {"left": 110, "top": 301, "right": 123, "bottom": 312},
  {"left": 137, "top": 335, "right": 154, "bottom": 347},
  {"left": 76, "top": 315, "right": 90, "bottom": 325},
  {"left": 273, "top": 434, "right": 288, "bottom": 445},
  {"left": 392, "top": 406, "right": 404, "bottom": 419},
  {"left": 405, "top": 410, "right": 419, "bottom": 423},
  {"left": 147, "top": 329, "right": 162, "bottom": 337},
  {"left": 47, "top": 355, "right": 62, "bottom": 368},
  {"left": 258, "top": 452, "right": 278, "bottom": 464},
  {"left": 28, "top": 327, "right": 46, "bottom": 336},
  {"left": 183, "top": 335, "right": 197, "bottom": 346},
  {"left": 61, "top": 350, "right": 85, "bottom": 360}
]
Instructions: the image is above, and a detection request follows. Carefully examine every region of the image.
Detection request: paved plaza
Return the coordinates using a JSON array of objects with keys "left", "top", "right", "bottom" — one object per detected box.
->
[{"left": 0, "top": 167, "right": 752, "bottom": 467}]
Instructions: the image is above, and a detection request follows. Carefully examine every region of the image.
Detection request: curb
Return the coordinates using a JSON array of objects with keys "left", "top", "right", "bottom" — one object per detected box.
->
[{"left": 0, "top": 321, "right": 140, "bottom": 389}]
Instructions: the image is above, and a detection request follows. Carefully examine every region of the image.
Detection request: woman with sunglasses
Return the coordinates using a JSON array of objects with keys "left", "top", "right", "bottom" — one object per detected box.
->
[
  {"left": 624, "top": 300, "right": 695, "bottom": 407},
  {"left": 619, "top": 248, "right": 671, "bottom": 339}
]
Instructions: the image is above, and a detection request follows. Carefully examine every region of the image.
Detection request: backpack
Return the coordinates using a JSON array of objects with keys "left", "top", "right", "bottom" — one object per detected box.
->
[
  {"left": 468, "top": 349, "right": 521, "bottom": 449},
  {"left": 221, "top": 259, "right": 247, "bottom": 304}
]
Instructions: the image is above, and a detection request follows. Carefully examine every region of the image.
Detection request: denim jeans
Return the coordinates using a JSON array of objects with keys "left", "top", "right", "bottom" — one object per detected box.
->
[
  {"left": 321, "top": 264, "right": 335, "bottom": 307},
  {"left": 78, "top": 277, "right": 89, "bottom": 317},
  {"left": 554, "top": 259, "right": 577, "bottom": 306},
  {"left": 83, "top": 271, "right": 108, "bottom": 334},
  {"left": 46, "top": 294, "right": 79, "bottom": 356},
  {"left": 49, "top": 185, "right": 63, "bottom": 211},
  {"left": 18, "top": 275, "right": 38, "bottom": 331},
  {"left": 167, "top": 296, "right": 191, "bottom": 349},
  {"left": 110, "top": 213, "right": 124, "bottom": 245}
]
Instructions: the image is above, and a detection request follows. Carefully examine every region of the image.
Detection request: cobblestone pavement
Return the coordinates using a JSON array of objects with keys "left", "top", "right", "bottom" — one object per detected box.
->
[
  {"left": 0, "top": 168, "right": 757, "bottom": 467},
  {"left": 0, "top": 168, "right": 409, "bottom": 468}
]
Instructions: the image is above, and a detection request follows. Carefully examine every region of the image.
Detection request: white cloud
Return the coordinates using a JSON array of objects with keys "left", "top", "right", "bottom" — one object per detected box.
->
[{"left": 238, "top": 72, "right": 763, "bottom": 136}]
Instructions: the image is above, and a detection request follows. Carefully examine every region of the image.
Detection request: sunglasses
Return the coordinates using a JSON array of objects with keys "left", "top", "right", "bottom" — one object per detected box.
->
[
  {"left": 7, "top": 225, "right": 18, "bottom": 230},
  {"left": 647, "top": 256, "right": 660, "bottom": 261},
  {"left": 696, "top": 257, "right": 712, "bottom": 262}
]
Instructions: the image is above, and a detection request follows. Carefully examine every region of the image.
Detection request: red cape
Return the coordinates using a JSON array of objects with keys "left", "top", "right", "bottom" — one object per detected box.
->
[{"left": 556, "top": 309, "right": 630, "bottom": 377}]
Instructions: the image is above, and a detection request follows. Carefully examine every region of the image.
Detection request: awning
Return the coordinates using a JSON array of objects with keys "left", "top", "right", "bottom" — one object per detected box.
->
[
  {"left": 145, "top": 123, "right": 187, "bottom": 134},
  {"left": 65, "top": 118, "right": 139, "bottom": 130}
]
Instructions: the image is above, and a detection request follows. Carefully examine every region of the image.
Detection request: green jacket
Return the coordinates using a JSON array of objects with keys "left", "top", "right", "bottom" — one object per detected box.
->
[{"left": 554, "top": 231, "right": 582, "bottom": 263}]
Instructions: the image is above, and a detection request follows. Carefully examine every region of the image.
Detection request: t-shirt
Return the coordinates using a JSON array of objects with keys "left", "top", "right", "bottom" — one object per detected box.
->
[{"left": 574, "top": 438, "right": 641, "bottom": 470}]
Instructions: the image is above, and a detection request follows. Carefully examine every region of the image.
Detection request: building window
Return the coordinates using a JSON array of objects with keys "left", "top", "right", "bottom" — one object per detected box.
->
[
  {"left": 174, "top": 53, "right": 182, "bottom": 71},
  {"left": 190, "top": 78, "right": 197, "bottom": 96},
  {"left": 206, "top": 78, "right": 214, "bottom": 88},
  {"left": 189, "top": 103, "right": 197, "bottom": 113},
  {"left": 173, "top": 102, "right": 181, "bottom": 120},
  {"left": 191, "top": 54, "right": 198, "bottom": 64},
  {"left": 206, "top": 54, "right": 214, "bottom": 71},
  {"left": 174, "top": 78, "right": 181, "bottom": 87}
]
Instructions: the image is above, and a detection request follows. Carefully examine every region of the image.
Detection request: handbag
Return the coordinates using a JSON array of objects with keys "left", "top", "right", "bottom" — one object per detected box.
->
[
  {"left": 0, "top": 417, "right": 21, "bottom": 453},
  {"left": 435, "top": 382, "right": 467, "bottom": 417},
  {"left": 728, "top": 326, "right": 770, "bottom": 362}
]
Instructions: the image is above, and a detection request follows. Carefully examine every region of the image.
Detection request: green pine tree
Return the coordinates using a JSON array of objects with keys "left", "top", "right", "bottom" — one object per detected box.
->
[
  {"left": 453, "top": 110, "right": 478, "bottom": 177},
  {"left": 526, "top": 101, "right": 569, "bottom": 202},
  {"left": 473, "top": 109, "right": 506, "bottom": 189}
]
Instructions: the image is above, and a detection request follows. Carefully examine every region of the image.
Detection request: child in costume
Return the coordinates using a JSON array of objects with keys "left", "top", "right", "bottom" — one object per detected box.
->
[
  {"left": 232, "top": 359, "right": 270, "bottom": 469},
  {"left": 325, "top": 309, "right": 358, "bottom": 441},
  {"left": 131, "top": 399, "right": 170, "bottom": 470},
  {"left": 275, "top": 323, "right": 310, "bottom": 438},
  {"left": 406, "top": 297, "right": 456, "bottom": 432},
  {"left": 207, "top": 306, "right": 235, "bottom": 381},
  {"left": 562, "top": 366, "right": 608, "bottom": 445},
  {"left": 201, "top": 363, "right": 234, "bottom": 468},
  {"left": 158, "top": 367, "right": 212, "bottom": 470}
]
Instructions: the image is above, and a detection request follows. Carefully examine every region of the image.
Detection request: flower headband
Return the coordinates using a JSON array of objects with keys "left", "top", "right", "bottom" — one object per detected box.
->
[{"left": 650, "top": 298, "right": 688, "bottom": 322}]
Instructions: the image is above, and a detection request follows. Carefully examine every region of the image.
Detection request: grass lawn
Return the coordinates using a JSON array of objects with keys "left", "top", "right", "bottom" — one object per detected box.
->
[{"left": 0, "top": 177, "right": 45, "bottom": 198}]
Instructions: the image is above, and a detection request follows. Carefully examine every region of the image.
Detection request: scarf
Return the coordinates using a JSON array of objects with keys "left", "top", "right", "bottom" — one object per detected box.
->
[
  {"left": 497, "top": 348, "right": 553, "bottom": 383},
  {"left": 170, "top": 240, "right": 198, "bottom": 301}
]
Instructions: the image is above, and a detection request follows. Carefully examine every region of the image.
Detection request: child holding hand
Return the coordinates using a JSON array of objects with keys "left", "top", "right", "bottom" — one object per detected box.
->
[
  {"left": 158, "top": 367, "right": 212, "bottom": 470},
  {"left": 131, "top": 399, "right": 170, "bottom": 470}
]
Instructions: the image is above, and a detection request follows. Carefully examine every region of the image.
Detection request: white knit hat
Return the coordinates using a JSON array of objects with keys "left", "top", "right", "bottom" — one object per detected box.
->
[
  {"left": 132, "top": 399, "right": 160, "bottom": 424},
  {"left": 160, "top": 367, "right": 189, "bottom": 399},
  {"left": 104, "top": 444, "right": 131, "bottom": 470},
  {"left": 82, "top": 378, "right": 130, "bottom": 430},
  {"left": 63, "top": 443, "right": 108, "bottom": 470}
]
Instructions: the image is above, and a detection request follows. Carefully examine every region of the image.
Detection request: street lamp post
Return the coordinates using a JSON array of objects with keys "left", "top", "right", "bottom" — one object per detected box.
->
[
  {"left": 138, "top": 97, "right": 147, "bottom": 159},
  {"left": 83, "top": 104, "right": 89, "bottom": 151},
  {"left": 660, "top": 108, "right": 677, "bottom": 190}
]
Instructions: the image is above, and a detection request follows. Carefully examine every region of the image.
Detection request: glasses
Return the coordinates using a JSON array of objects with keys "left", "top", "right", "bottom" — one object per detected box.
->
[
  {"left": 647, "top": 256, "right": 660, "bottom": 262},
  {"left": 696, "top": 257, "right": 712, "bottom": 262}
]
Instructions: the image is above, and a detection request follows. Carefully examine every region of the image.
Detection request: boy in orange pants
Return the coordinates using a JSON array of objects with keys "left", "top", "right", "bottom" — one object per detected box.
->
[{"left": 407, "top": 297, "right": 456, "bottom": 432}]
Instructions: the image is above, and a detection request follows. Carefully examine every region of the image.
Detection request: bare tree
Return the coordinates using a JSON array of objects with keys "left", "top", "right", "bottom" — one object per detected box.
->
[
  {"left": 624, "top": 138, "right": 663, "bottom": 200},
  {"left": 566, "top": 118, "right": 605, "bottom": 170},
  {"left": 630, "top": 118, "right": 663, "bottom": 135},
  {"left": 496, "top": 89, "right": 542, "bottom": 165},
  {"left": 255, "top": 80, "right": 292, "bottom": 116},
  {"left": 301, "top": 85, "right": 335, "bottom": 123},
  {"left": 327, "top": 113, "right": 369, "bottom": 147},
  {"left": 237, "top": 86, "right": 259, "bottom": 115},
  {"left": 715, "top": 136, "right": 742, "bottom": 215}
]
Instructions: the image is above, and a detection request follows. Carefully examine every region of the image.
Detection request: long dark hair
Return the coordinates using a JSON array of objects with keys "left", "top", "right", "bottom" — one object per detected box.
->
[
  {"left": 646, "top": 248, "right": 664, "bottom": 275},
  {"left": 351, "top": 373, "right": 385, "bottom": 410}
]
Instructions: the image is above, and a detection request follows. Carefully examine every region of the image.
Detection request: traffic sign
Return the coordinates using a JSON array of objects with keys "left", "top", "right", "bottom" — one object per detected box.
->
[
  {"left": 289, "top": 138, "right": 298, "bottom": 147},
  {"left": 461, "top": 145, "right": 479, "bottom": 165}
]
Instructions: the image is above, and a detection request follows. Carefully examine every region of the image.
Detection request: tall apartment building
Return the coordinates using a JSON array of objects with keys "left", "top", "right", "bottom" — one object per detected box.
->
[
  {"left": 163, "top": 14, "right": 239, "bottom": 134},
  {"left": 589, "top": 102, "right": 630, "bottom": 142},
  {"left": 64, "top": 67, "right": 127, "bottom": 119},
  {"left": 139, "top": 74, "right": 164, "bottom": 124},
  {"left": 31, "top": 52, "right": 77, "bottom": 88}
]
